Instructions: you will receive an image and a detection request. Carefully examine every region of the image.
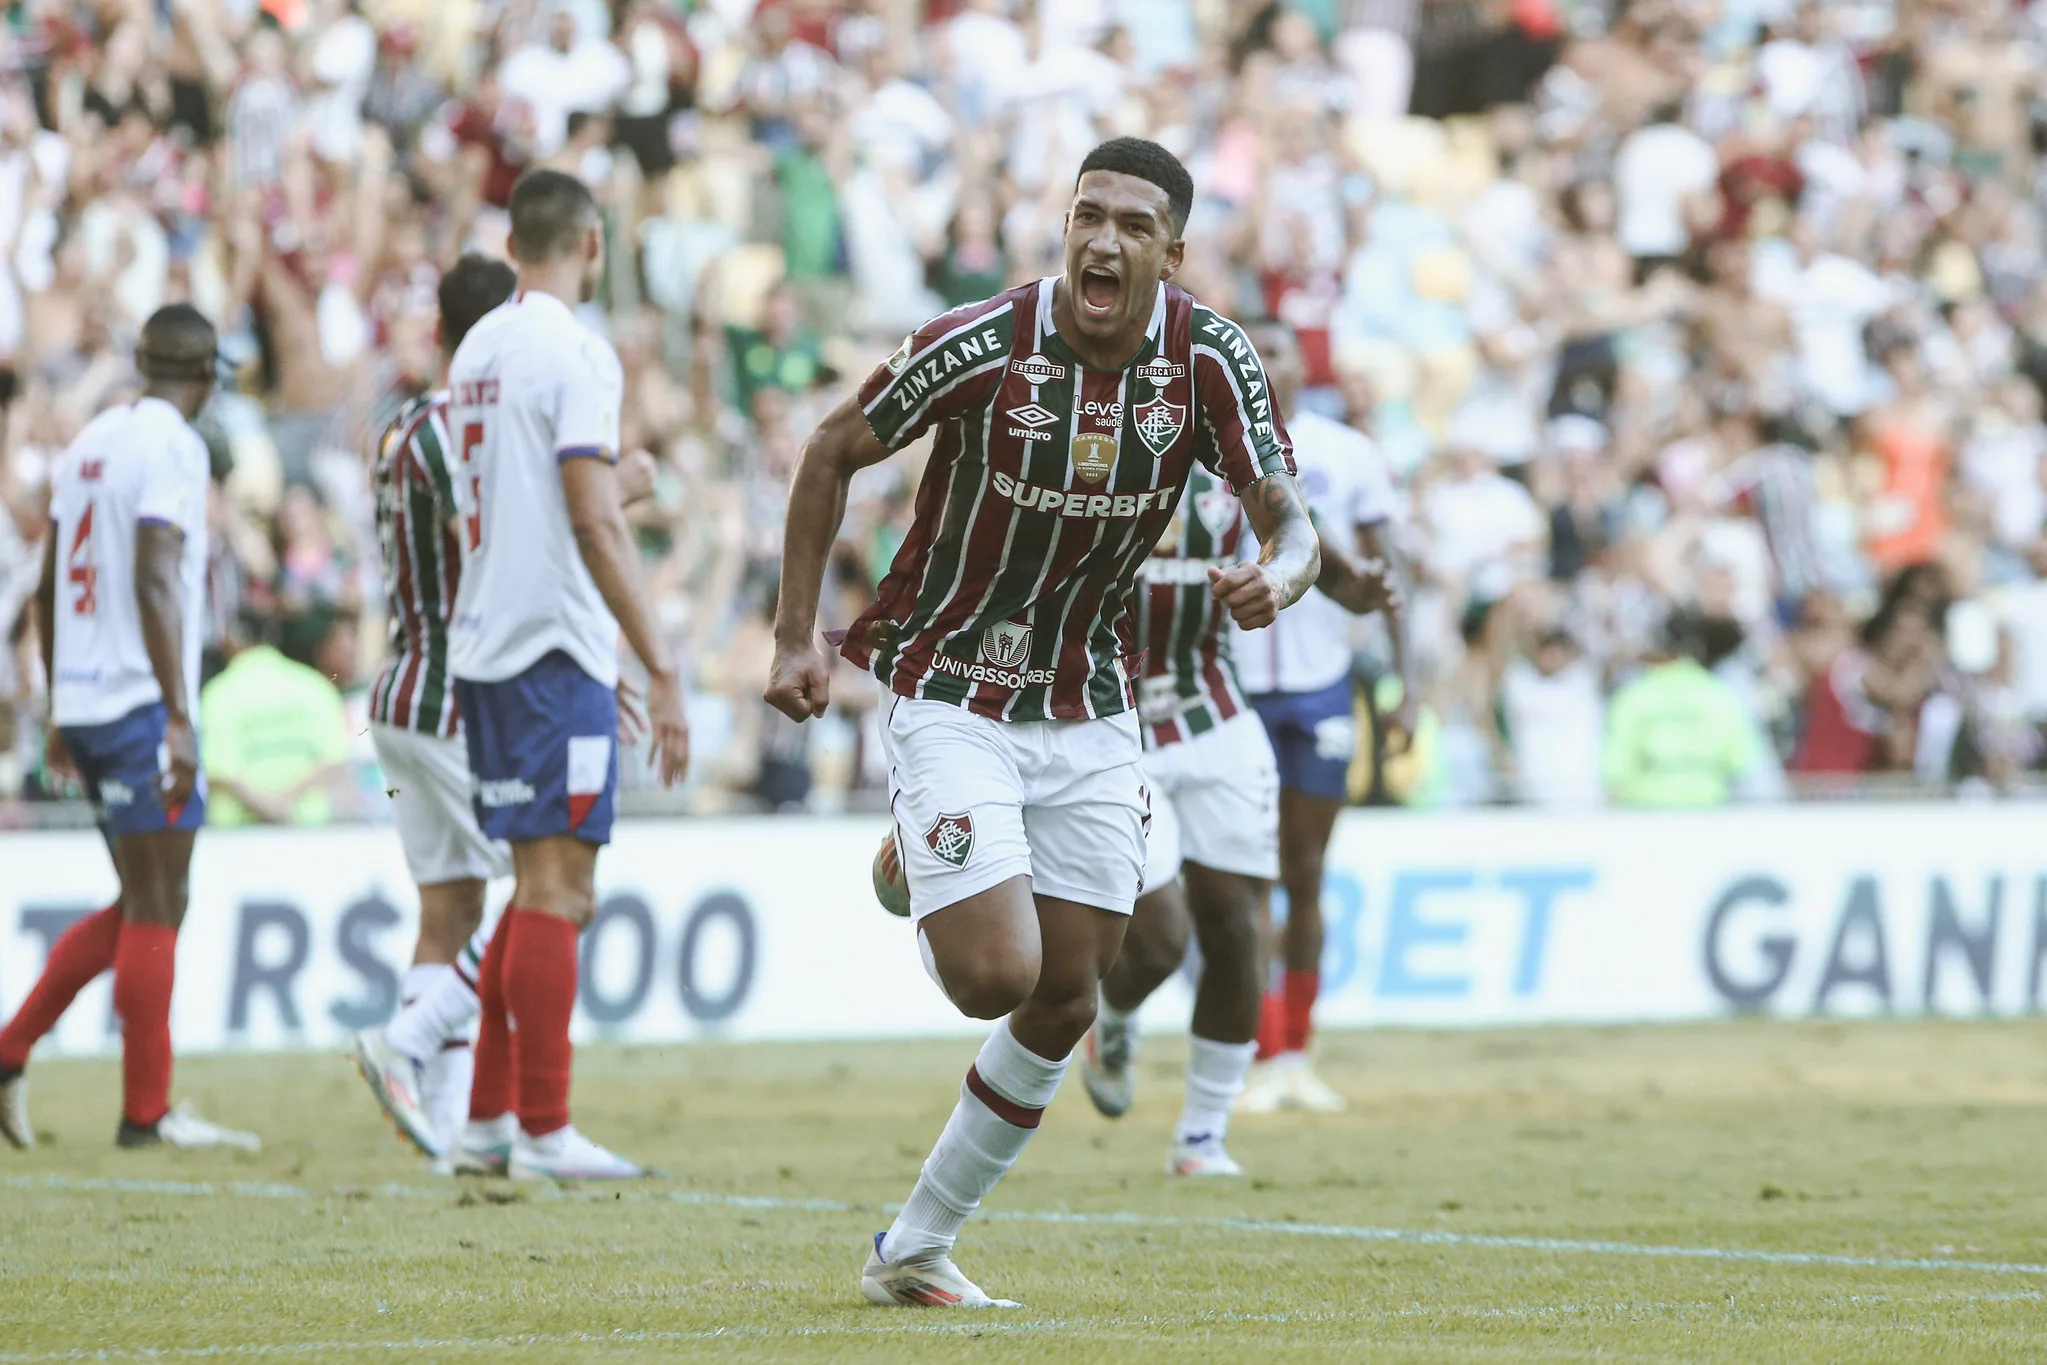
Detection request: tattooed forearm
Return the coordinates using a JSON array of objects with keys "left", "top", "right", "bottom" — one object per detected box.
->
[{"left": 1243, "top": 472, "right": 1321, "bottom": 611}]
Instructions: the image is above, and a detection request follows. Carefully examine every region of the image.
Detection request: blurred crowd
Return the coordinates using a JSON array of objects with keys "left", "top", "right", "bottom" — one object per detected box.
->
[{"left": 4, "top": 0, "right": 2047, "bottom": 822}]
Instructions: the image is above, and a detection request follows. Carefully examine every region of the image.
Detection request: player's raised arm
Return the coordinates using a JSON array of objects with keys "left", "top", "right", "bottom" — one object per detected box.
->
[
  {"left": 1190, "top": 311, "right": 1318, "bottom": 629},
  {"left": 1212, "top": 472, "right": 1320, "bottom": 631},
  {"left": 764, "top": 395, "right": 891, "bottom": 722},
  {"left": 561, "top": 456, "right": 689, "bottom": 786},
  {"left": 134, "top": 519, "right": 196, "bottom": 809}
]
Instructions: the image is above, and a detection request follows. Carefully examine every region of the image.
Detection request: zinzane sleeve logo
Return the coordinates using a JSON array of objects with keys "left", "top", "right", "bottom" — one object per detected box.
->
[
  {"left": 858, "top": 301, "right": 1017, "bottom": 451},
  {"left": 1192, "top": 311, "right": 1297, "bottom": 494}
]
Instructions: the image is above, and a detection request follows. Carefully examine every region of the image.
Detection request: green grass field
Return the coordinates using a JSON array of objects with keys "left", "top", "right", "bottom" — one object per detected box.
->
[{"left": 4, "top": 1020, "right": 2046, "bottom": 1362}]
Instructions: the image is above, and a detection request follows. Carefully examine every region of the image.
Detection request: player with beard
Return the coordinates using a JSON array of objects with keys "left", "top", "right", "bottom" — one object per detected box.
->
[
  {"left": 441, "top": 170, "right": 689, "bottom": 1181},
  {"left": 766, "top": 138, "right": 1322, "bottom": 1308},
  {"left": 1079, "top": 323, "right": 1394, "bottom": 1174}
]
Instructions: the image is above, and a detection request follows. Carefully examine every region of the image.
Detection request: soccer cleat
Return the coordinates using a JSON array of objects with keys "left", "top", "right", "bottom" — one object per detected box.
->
[
  {"left": 508, "top": 1125, "right": 645, "bottom": 1181},
  {"left": 0, "top": 1069, "right": 31, "bottom": 1150},
  {"left": 1236, "top": 1061, "right": 1291, "bottom": 1114},
  {"left": 1080, "top": 1011, "right": 1137, "bottom": 1118},
  {"left": 1287, "top": 1064, "right": 1348, "bottom": 1113},
  {"left": 118, "top": 1102, "right": 261, "bottom": 1152},
  {"left": 450, "top": 1114, "right": 518, "bottom": 1175},
  {"left": 861, "top": 1232, "right": 1021, "bottom": 1308},
  {"left": 349, "top": 1027, "right": 441, "bottom": 1157},
  {"left": 1168, "top": 1134, "right": 1243, "bottom": 1177}
]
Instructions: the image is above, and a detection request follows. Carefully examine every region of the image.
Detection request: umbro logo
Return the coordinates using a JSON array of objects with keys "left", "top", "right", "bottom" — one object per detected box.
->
[
  {"left": 1011, "top": 353, "right": 1066, "bottom": 385},
  {"left": 1004, "top": 402, "right": 1059, "bottom": 442}
]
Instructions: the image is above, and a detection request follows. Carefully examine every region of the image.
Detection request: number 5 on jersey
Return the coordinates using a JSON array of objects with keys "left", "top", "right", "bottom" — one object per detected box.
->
[{"left": 461, "top": 421, "right": 484, "bottom": 551}]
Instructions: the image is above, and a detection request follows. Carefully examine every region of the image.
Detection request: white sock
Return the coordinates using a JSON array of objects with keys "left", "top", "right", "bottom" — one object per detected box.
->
[
  {"left": 1176, "top": 1035, "right": 1256, "bottom": 1148},
  {"left": 883, "top": 1019, "right": 1068, "bottom": 1262},
  {"left": 385, "top": 924, "right": 489, "bottom": 1061},
  {"left": 421, "top": 1040, "right": 474, "bottom": 1154}
]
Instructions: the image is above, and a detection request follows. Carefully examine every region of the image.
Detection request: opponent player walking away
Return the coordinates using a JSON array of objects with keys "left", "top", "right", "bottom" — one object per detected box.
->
[
  {"left": 0, "top": 305, "right": 258, "bottom": 1152},
  {"left": 1079, "top": 325, "right": 1392, "bottom": 1174},
  {"left": 351, "top": 256, "right": 659, "bottom": 1163},
  {"left": 1235, "top": 329, "right": 1411, "bottom": 1114},
  {"left": 766, "top": 138, "right": 1320, "bottom": 1308},
  {"left": 441, "top": 170, "right": 688, "bottom": 1181}
]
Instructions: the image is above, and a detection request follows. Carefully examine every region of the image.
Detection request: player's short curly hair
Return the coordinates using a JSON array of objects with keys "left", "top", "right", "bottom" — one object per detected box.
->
[
  {"left": 1076, "top": 137, "right": 1194, "bottom": 235},
  {"left": 439, "top": 253, "right": 516, "bottom": 354}
]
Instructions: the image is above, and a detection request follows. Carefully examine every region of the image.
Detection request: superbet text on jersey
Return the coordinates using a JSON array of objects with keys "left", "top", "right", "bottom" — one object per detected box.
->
[{"left": 840, "top": 279, "right": 1295, "bottom": 723}]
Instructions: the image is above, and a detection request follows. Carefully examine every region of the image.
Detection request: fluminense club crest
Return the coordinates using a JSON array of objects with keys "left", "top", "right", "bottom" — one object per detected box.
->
[
  {"left": 1133, "top": 396, "right": 1186, "bottom": 458},
  {"left": 980, "top": 620, "right": 1034, "bottom": 669},
  {"left": 925, "top": 812, "right": 975, "bottom": 868}
]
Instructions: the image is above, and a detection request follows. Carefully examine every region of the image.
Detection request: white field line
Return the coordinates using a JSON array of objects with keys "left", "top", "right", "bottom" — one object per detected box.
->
[
  {"left": 10, "top": 1172, "right": 2047, "bottom": 1279},
  {"left": 0, "top": 1322, "right": 1069, "bottom": 1362},
  {"left": 2, "top": 1294, "right": 2043, "bottom": 1362}
]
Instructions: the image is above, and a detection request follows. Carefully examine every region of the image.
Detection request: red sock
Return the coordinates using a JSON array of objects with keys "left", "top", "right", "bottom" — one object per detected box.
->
[
  {"left": 503, "top": 910, "right": 579, "bottom": 1138},
  {"left": 468, "top": 913, "right": 518, "bottom": 1122},
  {"left": 112, "top": 923, "right": 177, "bottom": 1128},
  {"left": 0, "top": 904, "right": 121, "bottom": 1072},
  {"left": 1283, "top": 969, "right": 1320, "bottom": 1055},
  {"left": 1255, "top": 987, "right": 1286, "bottom": 1061}
]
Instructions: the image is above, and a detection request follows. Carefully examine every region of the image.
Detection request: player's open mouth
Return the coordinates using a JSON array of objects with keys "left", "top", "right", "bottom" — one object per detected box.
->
[{"left": 1079, "top": 265, "right": 1120, "bottom": 317}]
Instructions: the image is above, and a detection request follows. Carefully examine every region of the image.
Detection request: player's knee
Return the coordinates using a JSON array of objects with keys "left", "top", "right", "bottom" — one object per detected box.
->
[
  {"left": 1021, "top": 982, "right": 1098, "bottom": 1042},
  {"left": 1127, "top": 913, "right": 1189, "bottom": 983},
  {"left": 945, "top": 956, "right": 1037, "bottom": 1019}
]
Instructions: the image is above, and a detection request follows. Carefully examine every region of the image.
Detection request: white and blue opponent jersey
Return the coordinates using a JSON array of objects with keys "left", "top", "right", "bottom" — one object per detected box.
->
[
  {"left": 1230, "top": 409, "right": 1399, "bottom": 695},
  {"left": 48, "top": 397, "right": 210, "bottom": 727},
  {"left": 447, "top": 290, "right": 626, "bottom": 689}
]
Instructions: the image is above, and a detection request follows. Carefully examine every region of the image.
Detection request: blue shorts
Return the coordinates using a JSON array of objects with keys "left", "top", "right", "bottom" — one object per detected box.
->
[
  {"left": 456, "top": 651, "right": 619, "bottom": 846},
  {"left": 60, "top": 701, "right": 207, "bottom": 837},
  {"left": 1248, "top": 679, "right": 1357, "bottom": 801}
]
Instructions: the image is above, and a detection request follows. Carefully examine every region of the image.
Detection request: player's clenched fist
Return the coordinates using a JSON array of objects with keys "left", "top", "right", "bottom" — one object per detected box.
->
[
  {"left": 765, "top": 644, "right": 832, "bottom": 721},
  {"left": 1208, "top": 562, "right": 1286, "bottom": 630}
]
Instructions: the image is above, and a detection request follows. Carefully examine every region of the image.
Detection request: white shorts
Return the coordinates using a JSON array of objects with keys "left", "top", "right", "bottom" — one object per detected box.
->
[
  {"left": 1139, "top": 709, "right": 1280, "bottom": 895},
  {"left": 882, "top": 696, "right": 1150, "bottom": 920},
  {"left": 371, "top": 723, "right": 510, "bottom": 886}
]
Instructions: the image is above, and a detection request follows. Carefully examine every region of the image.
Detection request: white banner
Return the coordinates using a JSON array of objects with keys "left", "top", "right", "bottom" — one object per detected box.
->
[{"left": 3, "top": 805, "right": 2046, "bottom": 1057}]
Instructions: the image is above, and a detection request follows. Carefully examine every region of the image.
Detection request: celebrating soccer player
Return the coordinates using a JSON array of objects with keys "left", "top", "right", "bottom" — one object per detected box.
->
[
  {"left": 1081, "top": 322, "right": 1393, "bottom": 1174},
  {"left": 440, "top": 170, "right": 689, "bottom": 1181},
  {"left": 766, "top": 137, "right": 1320, "bottom": 1308},
  {"left": 0, "top": 305, "right": 259, "bottom": 1152}
]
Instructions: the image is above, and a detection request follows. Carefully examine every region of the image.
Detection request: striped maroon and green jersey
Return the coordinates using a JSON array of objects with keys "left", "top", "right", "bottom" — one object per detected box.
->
[
  {"left": 369, "top": 391, "right": 462, "bottom": 738},
  {"left": 841, "top": 278, "right": 1294, "bottom": 723},
  {"left": 1134, "top": 462, "right": 1247, "bottom": 749}
]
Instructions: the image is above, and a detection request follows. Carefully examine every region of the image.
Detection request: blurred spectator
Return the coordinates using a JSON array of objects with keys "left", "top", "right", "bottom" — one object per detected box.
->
[
  {"left": 1603, "top": 616, "right": 1764, "bottom": 808},
  {"left": 198, "top": 622, "right": 350, "bottom": 826}
]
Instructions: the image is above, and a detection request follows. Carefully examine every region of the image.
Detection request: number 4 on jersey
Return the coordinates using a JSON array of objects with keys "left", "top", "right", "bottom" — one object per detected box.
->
[{"left": 67, "top": 503, "right": 96, "bottom": 615}]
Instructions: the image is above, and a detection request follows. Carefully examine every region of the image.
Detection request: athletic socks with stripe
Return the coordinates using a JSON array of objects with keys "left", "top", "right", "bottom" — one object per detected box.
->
[
  {"left": 385, "top": 922, "right": 492, "bottom": 1062},
  {"left": 884, "top": 1018, "right": 1068, "bottom": 1263}
]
